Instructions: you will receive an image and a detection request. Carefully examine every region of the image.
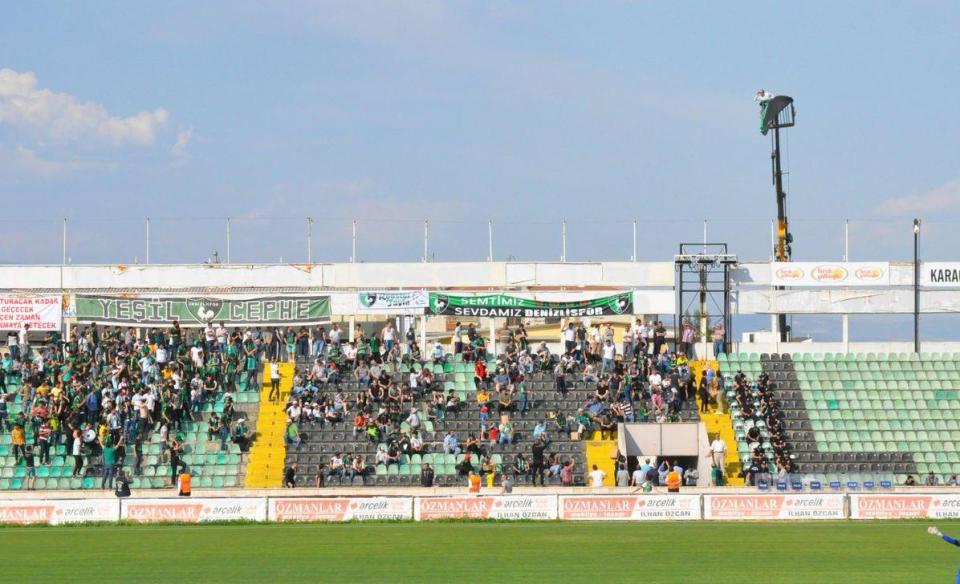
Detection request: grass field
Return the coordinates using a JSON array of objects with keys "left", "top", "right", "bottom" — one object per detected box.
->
[{"left": 2, "top": 520, "right": 959, "bottom": 582}]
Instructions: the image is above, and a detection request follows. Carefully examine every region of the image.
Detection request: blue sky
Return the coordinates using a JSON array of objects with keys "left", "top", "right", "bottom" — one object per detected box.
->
[{"left": 1, "top": 1, "right": 958, "bottom": 270}]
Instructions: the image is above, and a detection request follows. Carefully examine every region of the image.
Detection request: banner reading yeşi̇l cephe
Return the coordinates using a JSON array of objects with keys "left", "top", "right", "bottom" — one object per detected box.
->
[
  {"left": 428, "top": 293, "right": 633, "bottom": 317},
  {"left": 74, "top": 296, "right": 329, "bottom": 325}
]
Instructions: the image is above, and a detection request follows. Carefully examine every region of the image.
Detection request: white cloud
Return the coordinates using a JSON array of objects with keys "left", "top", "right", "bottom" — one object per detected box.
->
[
  {"left": 878, "top": 179, "right": 960, "bottom": 216},
  {"left": 0, "top": 68, "right": 168, "bottom": 145},
  {"left": 0, "top": 144, "right": 112, "bottom": 179},
  {"left": 171, "top": 128, "right": 193, "bottom": 155}
]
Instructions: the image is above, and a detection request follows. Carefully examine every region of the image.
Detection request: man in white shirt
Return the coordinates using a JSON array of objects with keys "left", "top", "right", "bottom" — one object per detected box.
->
[
  {"left": 452, "top": 322, "right": 463, "bottom": 355},
  {"left": 630, "top": 465, "right": 646, "bottom": 487},
  {"left": 710, "top": 435, "right": 727, "bottom": 471},
  {"left": 215, "top": 321, "right": 228, "bottom": 347},
  {"left": 18, "top": 324, "right": 29, "bottom": 358},
  {"left": 6, "top": 331, "right": 18, "bottom": 360},
  {"left": 600, "top": 340, "right": 616, "bottom": 375},
  {"left": 588, "top": 464, "right": 606, "bottom": 487}
]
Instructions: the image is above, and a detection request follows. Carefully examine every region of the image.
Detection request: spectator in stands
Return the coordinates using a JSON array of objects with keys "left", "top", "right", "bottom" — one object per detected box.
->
[
  {"left": 925, "top": 471, "right": 940, "bottom": 486},
  {"left": 531, "top": 438, "right": 546, "bottom": 486},
  {"left": 712, "top": 321, "right": 725, "bottom": 356},
  {"left": 949, "top": 475, "right": 959, "bottom": 486},
  {"left": 616, "top": 464, "right": 629, "bottom": 486},
  {"left": 588, "top": 464, "right": 606, "bottom": 487},
  {"left": 684, "top": 465, "right": 699, "bottom": 486},
  {"left": 904, "top": 475, "right": 917, "bottom": 486},
  {"left": 710, "top": 435, "right": 727, "bottom": 470},
  {"left": 283, "top": 462, "right": 297, "bottom": 488},
  {"left": 443, "top": 431, "right": 461, "bottom": 455},
  {"left": 420, "top": 462, "right": 435, "bottom": 487},
  {"left": 600, "top": 339, "right": 616, "bottom": 376}
]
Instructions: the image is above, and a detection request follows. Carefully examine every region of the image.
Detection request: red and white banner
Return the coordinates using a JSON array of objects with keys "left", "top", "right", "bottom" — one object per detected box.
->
[
  {"left": 559, "top": 495, "right": 700, "bottom": 521},
  {"left": 0, "top": 499, "right": 118, "bottom": 524},
  {"left": 415, "top": 495, "right": 557, "bottom": 520},
  {"left": 704, "top": 494, "right": 845, "bottom": 520},
  {"left": 850, "top": 494, "right": 960, "bottom": 520},
  {"left": 269, "top": 497, "right": 413, "bottom": 522},
  {"left": 0, "top": 295, "right": 62, "bottom": 331},
  {"left": 771, "top": 262, "right": 890, "bottom": 287},
  {"left": 121, "top": 498, "right": 266, "bottom": 523}
]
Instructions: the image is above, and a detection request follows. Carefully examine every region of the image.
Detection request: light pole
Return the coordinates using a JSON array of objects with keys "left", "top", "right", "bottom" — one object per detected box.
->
[{"left": 914, "top": 219, "right": 921, "bottom": 353}]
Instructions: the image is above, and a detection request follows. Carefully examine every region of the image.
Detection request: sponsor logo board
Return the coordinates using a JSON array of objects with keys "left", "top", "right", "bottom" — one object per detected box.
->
[
  {"left": 770, "top": 262, "right": 889, "bottom": 287},
  {"left": 704, "top": 495, "right": 845, "bottom": 520},
  {"left": 269, "top": 497, "right": 413, "bottom": 522},
  {"left": 0, "top": 499, "right": 118, "bottom": 524},
  {"left": 414, "top": 496, "right": 557, "bottom": 520},
  {"left": 559, "top": 495, "right": 700, "bottom": 521},
  {"left": 850, "top": 494, "right": 960, "bottom": 519},
  {"left": 121, "top": 498, "right": 266, "bottom": 523}
]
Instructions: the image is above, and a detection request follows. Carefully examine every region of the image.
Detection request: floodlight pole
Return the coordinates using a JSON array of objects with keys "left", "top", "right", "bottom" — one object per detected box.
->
[{"left": 914, "top": 219, "right": 921, "bottom": 353}]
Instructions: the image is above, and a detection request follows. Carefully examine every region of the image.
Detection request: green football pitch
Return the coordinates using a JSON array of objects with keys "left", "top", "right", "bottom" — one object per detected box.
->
[{"left": 2, "top": 520, "right": 959, "bottom": 582}]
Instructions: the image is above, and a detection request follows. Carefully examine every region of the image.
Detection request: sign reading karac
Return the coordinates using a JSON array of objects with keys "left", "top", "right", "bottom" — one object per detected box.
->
[
  {"left": 0, "top": 499, "right": 118, "bottom": 524},
  {"left": 269, "top": 497, "right": 412, "bottom": 522},
  {"left": 770, "top": 262, "right": 890, "bottom": 287},
  {"left": 921, "top": 263, "right": 960, "bottom": 288},
  {"left": 559, "top": 495, "right": 700, "bottom": 521},
  {"left": 414, "top": 495, "right": 557, "bottom": 520},
  {"left": 704, "top": 494, "right": 845, "bottom": 520},
  {"left": 122, "top": 498, "right": 266, "bottom": 523},
  {"left": 0, "top": 296, "right": 62, "bottom": 331}
]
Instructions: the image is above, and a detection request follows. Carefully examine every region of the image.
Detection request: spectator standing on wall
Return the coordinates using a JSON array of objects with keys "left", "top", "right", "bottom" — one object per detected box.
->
[
  {"left": 616, "top": 464, "right": 629, "bottom": 487},
  {"left": 283, "top": 462, "right": 297, "bottom": 488},
  {"left": 420, "top": 462, "right": 435, "bottom": 487},
  {"left": 712, "top": 321, "right": 725, "bottom": 356},
  {"left": 588, "top": 464, "right": 606, "bottom": 487},
  {"left": 679, "top": 321, "right": 695, "bottom": 359},
  {"left": 710, "top": 435, "right": 727, "bottom": 470}
]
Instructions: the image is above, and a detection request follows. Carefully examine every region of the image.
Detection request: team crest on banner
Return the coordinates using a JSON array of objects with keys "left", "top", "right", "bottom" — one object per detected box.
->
[{"left": 186, "top": 298, "right": 223, "bottom": 323}]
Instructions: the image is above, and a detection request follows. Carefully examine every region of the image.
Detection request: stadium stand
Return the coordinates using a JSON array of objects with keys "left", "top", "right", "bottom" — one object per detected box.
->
[
  {"left": 0, "top": 325, "right": 257, "bottom": 490},
  {"left": 718, "top": 352, "right": 955, "bottom": 486},
  {"left": 280, "top": 323, "right": 702, "bottom": 488}
]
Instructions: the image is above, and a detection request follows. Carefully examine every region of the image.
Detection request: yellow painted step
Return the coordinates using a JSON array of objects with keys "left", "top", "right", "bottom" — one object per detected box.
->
[
  {"left": 244, "top": 361, "right": 296, "bottom": 488},
  {"left": 692, "top": 360, "right": 744, "bottom": 486},
  {"left": 585, "top": 431, "right": 618, "bottom": 486}
]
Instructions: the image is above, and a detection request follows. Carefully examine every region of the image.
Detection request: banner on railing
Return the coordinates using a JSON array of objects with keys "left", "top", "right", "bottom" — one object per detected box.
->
[
  {"left": 357, "top": 291, "right": 428, "bottom": 313},
  {"left": 269, "top": 497, "right": 413, "bottom": 521},
  {"left": 703, "top": 494, "right": 845, "bottom": 520},
  {"left": 121, "top": 497, "right": 267, "bottom": 522},
  {"left": 770, "top": 262, "right": 890, "bottom": 287},
  {"left": 0, "top": 295, "right": 62, "bottom": 331},
  {"left": 74, "top": 296, "right": 330, "bottom": 326},
  {"left": 0, "top": 499, "right": 118, "bottom": 524},
  {"left": 428, "top": 293, "right": 633, "bottom": 318},
  {"left": 414, "top": 495, "right": 558, "bottom": 520},
  {"left": 849, "top": 494, "right": 960, "bottom": 520},
  {"left": 559, "top": 495, "right": 700, "bottom": 521}
]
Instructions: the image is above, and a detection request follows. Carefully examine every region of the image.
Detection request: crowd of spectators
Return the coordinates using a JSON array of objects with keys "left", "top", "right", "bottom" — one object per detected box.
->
[
  {"left": 1, "top": 321, "right": 257, "bottom": 489},
  {"left": 281, "top": 318, "right": 707, "bottom": 486},
  {"left": 730, "top": 369, "right": 796, "bottom": 485}
]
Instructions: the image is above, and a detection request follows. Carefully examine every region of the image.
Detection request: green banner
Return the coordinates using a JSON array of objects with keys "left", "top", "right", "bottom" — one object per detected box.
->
[
  {"left": 74, "top": 296, "right": 330, "bottom": 326},
  {"left": 428, "top": 292, "right": 633, "bottom": 318}
]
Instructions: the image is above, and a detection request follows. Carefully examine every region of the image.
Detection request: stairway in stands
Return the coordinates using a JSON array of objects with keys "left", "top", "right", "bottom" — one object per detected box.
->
[
  {"left": 244, "top": 362, "right": 294, "bottom": 488},
  {"left": 692, "top": 360, "right": 744, "bottom": 485}
]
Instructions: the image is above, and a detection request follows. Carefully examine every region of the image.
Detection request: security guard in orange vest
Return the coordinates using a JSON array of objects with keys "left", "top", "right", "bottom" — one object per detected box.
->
[
  {"left": 178, "top": 472, "right": 192, "bottom": 497},
  {"left": 666, "top": 466, "right": 682, "bottom": 493}
]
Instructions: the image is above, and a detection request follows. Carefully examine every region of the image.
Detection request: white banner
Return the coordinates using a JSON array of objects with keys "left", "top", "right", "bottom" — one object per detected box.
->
[
  {"left": 0, "top": 295, "right": 62, "bottom": 331},
  {"left": 121, "top": 497, "right": 267, "bottom": 523},
  {"left": 850, "top": 494, "right": 960, "bottom": 520},
  {"left": 414, "top": 495, "right": 557, "bottom": 520},
  {"left": 771, "top": 262, "right": 890, "bottom": 287},
  {"left": 357, "top": 291, "right": 428, "bottom": 312},
  {"left": 559, "top": 495, "right": 700, "bottom": 521},
  {"left": 268, "top": 497, "right": 413, "bottom": 522},
  {"left": 921, "top": 263, "right": 960, "bottom": 288},
  {"left": 0, "top": 499, "right": 118, "bottom": 524},
  {"left": 703, "top": 494, "right": 845, "bottom": 520}
]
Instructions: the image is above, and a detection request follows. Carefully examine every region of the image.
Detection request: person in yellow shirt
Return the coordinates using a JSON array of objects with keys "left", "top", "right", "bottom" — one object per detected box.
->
[
  {"left": 12, "top": 424, "right": 26, "bottom": 463},
  {"left": 476, "top": 388, "right": 490, "bottom": 406}
]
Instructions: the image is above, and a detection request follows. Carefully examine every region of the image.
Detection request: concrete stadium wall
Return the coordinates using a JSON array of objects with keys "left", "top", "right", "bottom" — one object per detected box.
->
[{"left": 2, "top": 490, "right": 958, "bottom": 524}]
